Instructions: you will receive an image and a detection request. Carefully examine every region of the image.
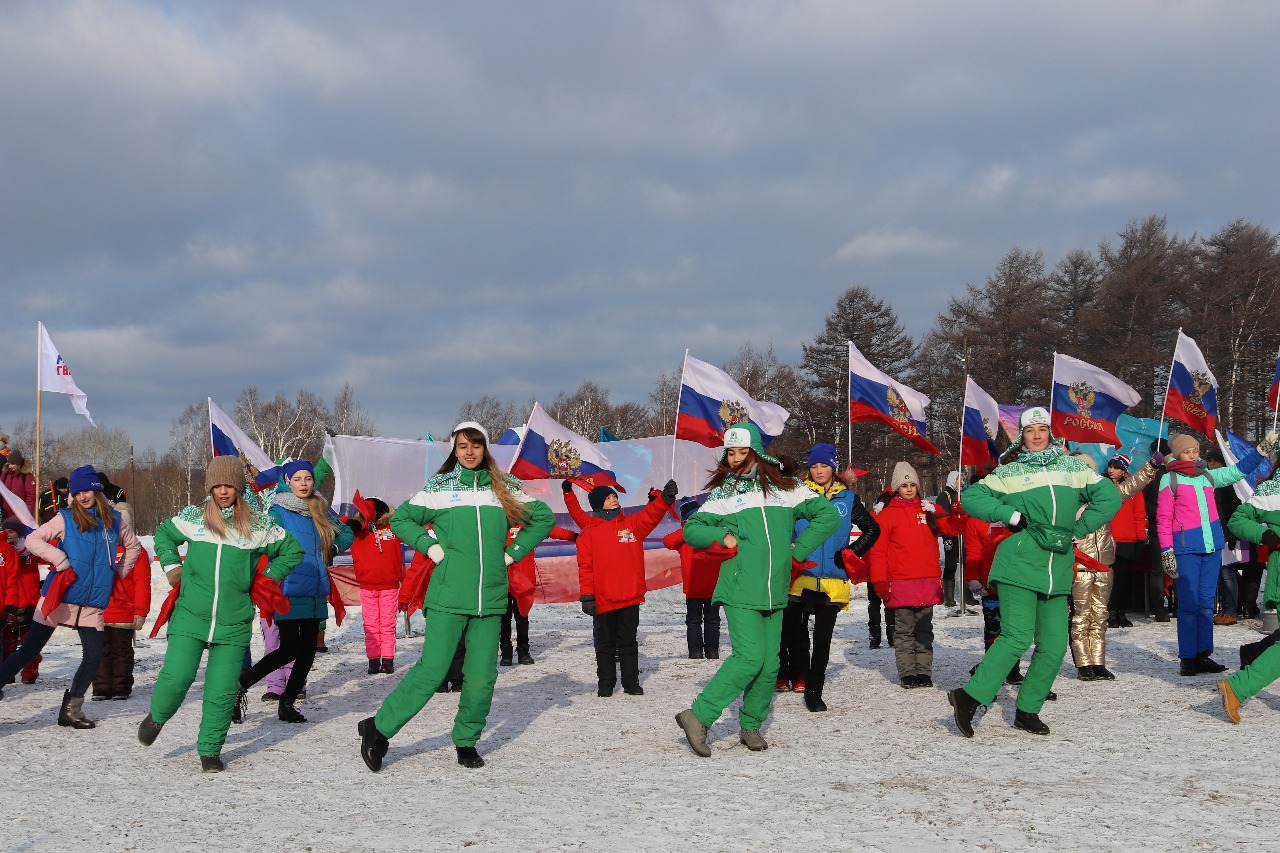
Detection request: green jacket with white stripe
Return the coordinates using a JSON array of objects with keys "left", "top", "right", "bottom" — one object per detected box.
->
[
  {"left": 683, "top": 476, "right": 840, "bottom": 610},
  {"left": 1228, "top": 478, "right": 1280, "bottom": 608},
  {"left": 153, "top": 503, "right": 304, "bottom": 646},
  {"left": 390, "top": 465, "right": 554, "bottom": 617},
  {"left": 961, "top": 451, "right": 1122, "bottom": 596}
]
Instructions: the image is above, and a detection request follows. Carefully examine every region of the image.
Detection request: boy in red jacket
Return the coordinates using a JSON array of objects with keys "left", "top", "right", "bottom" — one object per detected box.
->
[
  {"left": 565, "top": 478, "right": 677, "bottom": 696},
  {"left": 92, "top": 545, "right": 153, "bottom": 700},
  {"left": 1, "top": 518, "right": 45, "bottom": 685}
]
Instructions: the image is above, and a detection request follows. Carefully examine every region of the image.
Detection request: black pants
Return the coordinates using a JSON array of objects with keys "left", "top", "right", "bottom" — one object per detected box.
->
[
  {"left": 500, "top": 594, "right": 529, "bottom": 657},
  {"left": 240, "top": 618, "right": 319, "bottom": 706},
  {"left": 595, "top": 604, "right": 640, "bottom": 691},
  {"left": 1237, "top": 563, "right": 1264, "bottom": 617},
  {"left": 867, "top": 585, "right": 895, "bottom": 647},
  {"left": 685, "top": 598, "right": 721, "bottom": 657},
  {"left": 0, "top": 621, "right": 102, "bottom": 698},
  {"left": 779, "top": 599, "right": 840, "bottom": 694},
  {"left": 92, "top": 626, "right": 136, "bottom": 697}
]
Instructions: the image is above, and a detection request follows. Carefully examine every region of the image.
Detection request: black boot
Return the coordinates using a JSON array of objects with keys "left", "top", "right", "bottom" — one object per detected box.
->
[
  {"left": 1195, "top": 651, "right": 1228, "bottom": 674},
  {"left": 1005, "top": 664, "right": 1024, "bottom": 685},
  {"left": 138, "top": 713, "right": 163, "bottom": 746},
  {"left": 200, "top": 754, "right": 225, "bottom": 773},
  {"left": 58, "top": 691, "right": 95, "bottom": 729},
  {"left": 231, "top": 687, "right": 248, "bottom": 724},
  {"left": 368, "top": 658, "right": 380, "bottom": 675},
  {"left": 1077, "top": 666, "right": 1098, "bottom": 682},
  {"left": 499, "top": 649, "right": 514, "bottom": 667},
  {"left": 947, "top": 688, "right": 982, "bottom": 737},
  {"left": 943, "top": 578, "right": 956, "bottom": 608},
  {"left": 278, "top": 701, "right": 307, "bottom": 723},
  {"left": 1179, "top": 658, "right": 1198, "bottom": 676},
  {"left": 380, "top": 657, "right": 395, "bottom": 674},
  {"left": 1014, "top": 710, "right": 1050, "bottom": 735},
  {"left": 1093, "top": 665, "right": 1116, "bottom": 680},
  {"left": 456, "top": 746, "right": 485, "bottom": 768},
  {"left": 358, "top": 717, "right": 389, "bottom": 772},
  {"left": 517, "top": 648, "right": 535, "bottom": 665}
]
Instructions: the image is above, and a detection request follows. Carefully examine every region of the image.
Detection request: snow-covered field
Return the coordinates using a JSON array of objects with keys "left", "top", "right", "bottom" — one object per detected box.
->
[{"left": 2, "top": 585, "right": 1276, "bottom": 853}]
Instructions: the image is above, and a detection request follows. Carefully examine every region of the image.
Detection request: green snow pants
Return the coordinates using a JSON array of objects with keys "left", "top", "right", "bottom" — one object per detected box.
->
[
  {"left": 691, "top": 605, "right": 783, "bottom": 731},
  {"left": 150, "top": 634, "right": 247, "bottom": 757},
  {"left": 1228, "top": 640, "right": 1280, "bottom": 701},
  {"left": 962, "top": 584, "right": 1067, "bottom": 715},
  {"left": 374, "top": 610, "right": 501, "bottom": 747}
]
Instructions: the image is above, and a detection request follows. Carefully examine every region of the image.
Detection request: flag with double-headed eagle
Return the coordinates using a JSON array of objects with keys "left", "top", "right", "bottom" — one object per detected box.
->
[
  {"left": 848, "top": 341, "right": 939, "bottom": 455},
  {"left": 961, "top": 377, "right": 1001, "bottom": 469},
  {"left": 675, "top": 353, "right": 789, "bottom": 448},
  {"left": 1163, "top": 331, "right": 1218, "bottom": 436},
  {"left": 1050, "top": 353, "right": 1141, "bottom": 446},
  {"left": 510, "top": 402, "right": 624, "bottom": 491}
]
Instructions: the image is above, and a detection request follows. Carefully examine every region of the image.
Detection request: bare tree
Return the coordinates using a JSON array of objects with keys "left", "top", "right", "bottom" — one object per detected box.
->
[
  {"left": 233, "top": 387, "right": 329, "bottom": 462},
  {"left": 646, "top": 368, "right": 681, "bottom": 436},
  {"left": 330, "top": 381, "right": 379, "bottom": 436},
  {"left": 456, "top": 395, "right": 530, "bottom": 442}
]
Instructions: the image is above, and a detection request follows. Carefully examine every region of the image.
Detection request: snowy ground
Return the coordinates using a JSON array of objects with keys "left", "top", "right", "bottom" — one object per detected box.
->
[{"left": 2, "top": 585, "right": 1277, "bottom": 853}]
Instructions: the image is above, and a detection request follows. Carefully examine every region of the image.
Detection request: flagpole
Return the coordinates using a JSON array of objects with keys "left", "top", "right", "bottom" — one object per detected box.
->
[
  {"left": 34, "top": 322, "right": 42, "bottom": 497},
  {"left": 670, "top": 349, "right": 688, "bottom": 481},
  {"left": 1156, "top": 329, "right": 1178, "bottom": 452},
  {"left": 846, "top": 342, "right": 853, "bottom": 465}
]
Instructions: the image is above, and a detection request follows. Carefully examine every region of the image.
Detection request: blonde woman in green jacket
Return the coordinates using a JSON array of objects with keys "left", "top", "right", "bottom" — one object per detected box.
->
[
  {"left": 674, "top": 423, "right": 840, "bottom": 757},
  {"left": 358, "top": 422, "right": 554, "bottom": 772},
  {"left": 947, "top": 407, "right": 1121, "bottom": 738},
  {"left": 138, "top": 457, "right": 303, "bottom": 772}
]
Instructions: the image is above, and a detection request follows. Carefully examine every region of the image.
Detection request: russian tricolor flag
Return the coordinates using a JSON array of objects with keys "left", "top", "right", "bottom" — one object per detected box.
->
[
  {"left": 208, "top": 398, "right": 284, "bottom": 490},
  {"left": 961, "top": 377, "right": 1001, "bottom": 469},
  {"left": 510, "top": 402, "right": 624, "bottom": 491},
  {"left": 1267, "top": 344, "right": 1280, "bottom": 414},
  {"left": 675, "top": 353, "right": 789, "bottom": 448},
  {"left": 848, "top": 341, "right": 939, "bottom": 455},
  {"left": 1050, "top": 353, "right": 1141, "bottom": 446},
  {"left": 1162, "top": 331, "right": 1218, "bottom": 436}
]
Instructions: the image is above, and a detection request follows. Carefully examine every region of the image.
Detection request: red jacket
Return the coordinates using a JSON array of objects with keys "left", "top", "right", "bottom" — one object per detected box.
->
[
  {"left": 103, "top": 547, "right": 152, "bottom": 625},
  {"left": 868, "top": 497, "right": 963, "bottom": 608},
  {"left": 1111, "top": 488, "right": 1148, "bottom": 544},
  {"left": 662, "top": 528, "right": 731, "bottom": 599},
  {"left": 960, "top": 515, "right": 992, "bottom": 588},
  {"left": 507, "top": 526, "right": 576, "bottom": 616},
  {"left": 350, "top": 524, "right": 405, "bottom": 591},
  {"left": 568, "top": 492, "right": 669, "bottom": 615},
  {"left": 1, "top": 539, "right": 44, "bottom": 610}
]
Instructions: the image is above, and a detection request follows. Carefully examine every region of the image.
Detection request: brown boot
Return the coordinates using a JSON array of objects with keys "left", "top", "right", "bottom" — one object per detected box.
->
[{"left": 1218, "top": 679, "right": 1241, "bottom": 724}]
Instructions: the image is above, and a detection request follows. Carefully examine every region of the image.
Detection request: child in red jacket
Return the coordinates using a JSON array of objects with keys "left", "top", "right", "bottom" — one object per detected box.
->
[
  {"left": 663, "top": 497, "right": 733, "bottom": 659},
  {"left": 1, "top": 518, "right": 45, "bottom": 685},
  {"left": 92, "top": 545, "right": 153, "bottom": 700},
  {"left": 565, "top": 478, "right": 677, "bottom": 696},
  {"left": 347, "top": 495, "right": 405, "bottom": 675}
]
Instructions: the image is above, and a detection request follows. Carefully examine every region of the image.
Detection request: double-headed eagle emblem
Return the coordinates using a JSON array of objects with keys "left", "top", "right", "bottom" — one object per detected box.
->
[
  {"left": 547, "top": 439, "right": 582, "bottom": 479},
  {"left": 1068, "top": 382, "right": 1095, "bottom": 417},
  {"left": 718, "top": 399, "right": 749, "bottom": 430}
]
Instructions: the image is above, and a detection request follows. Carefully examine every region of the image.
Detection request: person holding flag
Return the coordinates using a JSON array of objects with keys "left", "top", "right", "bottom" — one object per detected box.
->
[
  {"left": 358, "top": 422, "right": 554, "bottom": 772},
  {"left": 674, "top": 423, "right": 839, "bottom": 757},
  {"left": 138, "top": 457, "right": 302, "bottom": 772},
  {"left": 947, "top": 408, "right": 1122, "bottom": 738},
  {"left": 1156, "top": 430, "right": 1276, "bottom": 676}
]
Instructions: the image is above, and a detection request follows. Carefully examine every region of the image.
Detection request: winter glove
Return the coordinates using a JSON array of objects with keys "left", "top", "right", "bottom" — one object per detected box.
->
[
  {"left": 1258, "top": 432, "right": 1280, "bottom": 457},
  {"left": 1260, "top": 530, "right": 1280, "bottom": 551},
  {"left": 426, "top": 544, "right": 445, "bottom": 565},
  {"left": 165, "top": 566, "right": 182, "bottom": 587},
  {"left": 580, "top": 595, "right": 597, "bottom": 616},
  {"left": 661, "top": 479, "right": 678, "bottom": 505},
  {"left": 921, "top": 499, "right": 936, "bottom": 513},
  {"left": 132, "top": 615, "right": 146, "bottom": 631},
  {"left": 1161, "top": 548, "right": 1179, "bottom": 578},
  {"left": 968, "top": 580, "right": 986, "bottom": 599},
  {"left": 1008, "top": 512, "right": 1028, "bottom": 532},
  {"left": 13, "top": 606, "right": 32, "bottom": 629},
  {"left": 873, "top": 581, "right": 890, "bottom": 601},
  {"left": 344, "top": 517, "right": 363, "bottom": 535},
  {"left": 503, "top": 553, "right": 515, "bottom": 566},
  {"left": 562, "top": 479, "right": 574, "bottom": 494},
  {"left": 1149, "top": 450, "right": 1167, "bottom": 467}
]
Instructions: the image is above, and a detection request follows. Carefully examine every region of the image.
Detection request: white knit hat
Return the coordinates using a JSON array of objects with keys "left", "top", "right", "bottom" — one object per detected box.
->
[{"left": 891, "top": 462, "right": 918, "bottom": 491}]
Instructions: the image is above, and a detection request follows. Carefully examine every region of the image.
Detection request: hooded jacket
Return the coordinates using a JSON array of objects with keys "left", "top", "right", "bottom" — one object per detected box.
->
[
  {"left": 390, "top": 465, "right": 554, "bottom": 617},
  {"left": 567, "top": 491, "right": 670, "bottom": 615},
  {"left": 1228, "top": 478, "right": 1280, "bottom": 608}
]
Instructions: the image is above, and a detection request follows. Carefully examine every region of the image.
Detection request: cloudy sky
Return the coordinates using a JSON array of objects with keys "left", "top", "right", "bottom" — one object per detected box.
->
[{"left": 2, "top": 1, "right": 1276, "bottom": 454}]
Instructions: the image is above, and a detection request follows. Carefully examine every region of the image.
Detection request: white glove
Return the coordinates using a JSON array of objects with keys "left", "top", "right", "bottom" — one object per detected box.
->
[
  {"left": 165, "top": 566, "right": 182, "bottom": 587},
  {"left": 426, "top": 544, "right": 445, "bottom": 564},
  {"left": 1161, "top": 548, "right": 1178, "bottom": 578},
  {"left": 921, "top": 500, "right": 936, "bottom": 513},
  {"left": 1258, "top": 431, "right": 1279, "bottom": 456},
  {"left": 504, "top": 553, "right": 515, "bottom": 566},
  {"left": 968, "top": 580, "right": 985, "bottom": 597}
]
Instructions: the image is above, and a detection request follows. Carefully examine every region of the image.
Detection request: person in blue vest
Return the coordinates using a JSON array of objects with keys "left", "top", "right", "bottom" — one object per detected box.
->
[{"left": 0, "top": 465, "right": 141, "bottom": 728}]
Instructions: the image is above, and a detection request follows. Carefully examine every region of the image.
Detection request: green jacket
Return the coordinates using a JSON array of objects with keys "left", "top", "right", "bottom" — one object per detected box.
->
[
  {"left": 153, "top": 503, "right": 303, "bottom": 646},
  {"left": 962, "top": 451, "right": 1122, "bottom": 595},
  {"left": 684, "top": 476, "right": 840, "bottom": 610},
  {"left": 390, "top": 465, "right": 554, "bottom": 616},
  {"left": 1228, "top": 479, "right": 1280, "bottom": 608}
]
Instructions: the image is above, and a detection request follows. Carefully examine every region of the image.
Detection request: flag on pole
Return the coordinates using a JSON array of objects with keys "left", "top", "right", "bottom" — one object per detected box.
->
[
  {"left": 1267, "top": 344, "right": 1280, "bottom": 414},
  {"left": 38, "top": 322, "right": 95, "bottom": 426},
  {"left": 847, "top": 341, "right": 939, "bottom": 455},
  {"left": 510, "top": 402, "right": 624, "bottom": 491},
  {"left": 1218, "top": 429, "right": 1273, "bottom": 500},
  {"left": 1050, "top": 353, "right": 1141, "bottom": 446},
  {"left": 208, "top": 398, "right": 284, "bottom": 489},
  {"left": 0, "top": 478, "right": 38, "bottom": 529},
  {"left": 1163, "top": 331, "right": 1218, "bottom": 435},
  {"left": 960, "top": 377, "right": 1001, "bottom": 469},
  {"left": 997, "top": 404, "right": 1029, "bottom": 443},
  {"left": 675, "top": 353, "right": 790, "bottom": 448}
]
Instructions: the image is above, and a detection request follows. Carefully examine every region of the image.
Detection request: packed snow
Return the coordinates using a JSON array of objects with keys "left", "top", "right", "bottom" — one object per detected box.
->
[{"left": 1, "top": 581, "right": 1275, "bottom": 852}]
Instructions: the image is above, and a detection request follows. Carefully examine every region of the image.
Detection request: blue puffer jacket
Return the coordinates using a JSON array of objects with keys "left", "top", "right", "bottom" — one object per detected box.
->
[
  {"left": 269, "top": 503, "right": 354, "bottom": 620},
  {"left": 43, "top": 507, "right": 122, "bottom": 608},
  {"left": 793, "top": 481, "right": 880, "bottom": 579}
]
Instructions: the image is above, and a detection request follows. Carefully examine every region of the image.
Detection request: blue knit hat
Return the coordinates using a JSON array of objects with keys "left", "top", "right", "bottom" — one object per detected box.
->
[
  {"left": 806, "top": 443, "right": 838, "bottom": 470},
  {"left": 282, "top": 459, "right": 314, "bottom": 480},
  {"left": 68, "top": 465, "right": 102, "bottom": 494}
]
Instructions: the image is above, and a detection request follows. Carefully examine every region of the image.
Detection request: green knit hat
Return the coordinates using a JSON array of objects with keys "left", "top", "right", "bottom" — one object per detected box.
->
[{"left": 723, "top": 423, "right": 779, "bottom": 466}]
